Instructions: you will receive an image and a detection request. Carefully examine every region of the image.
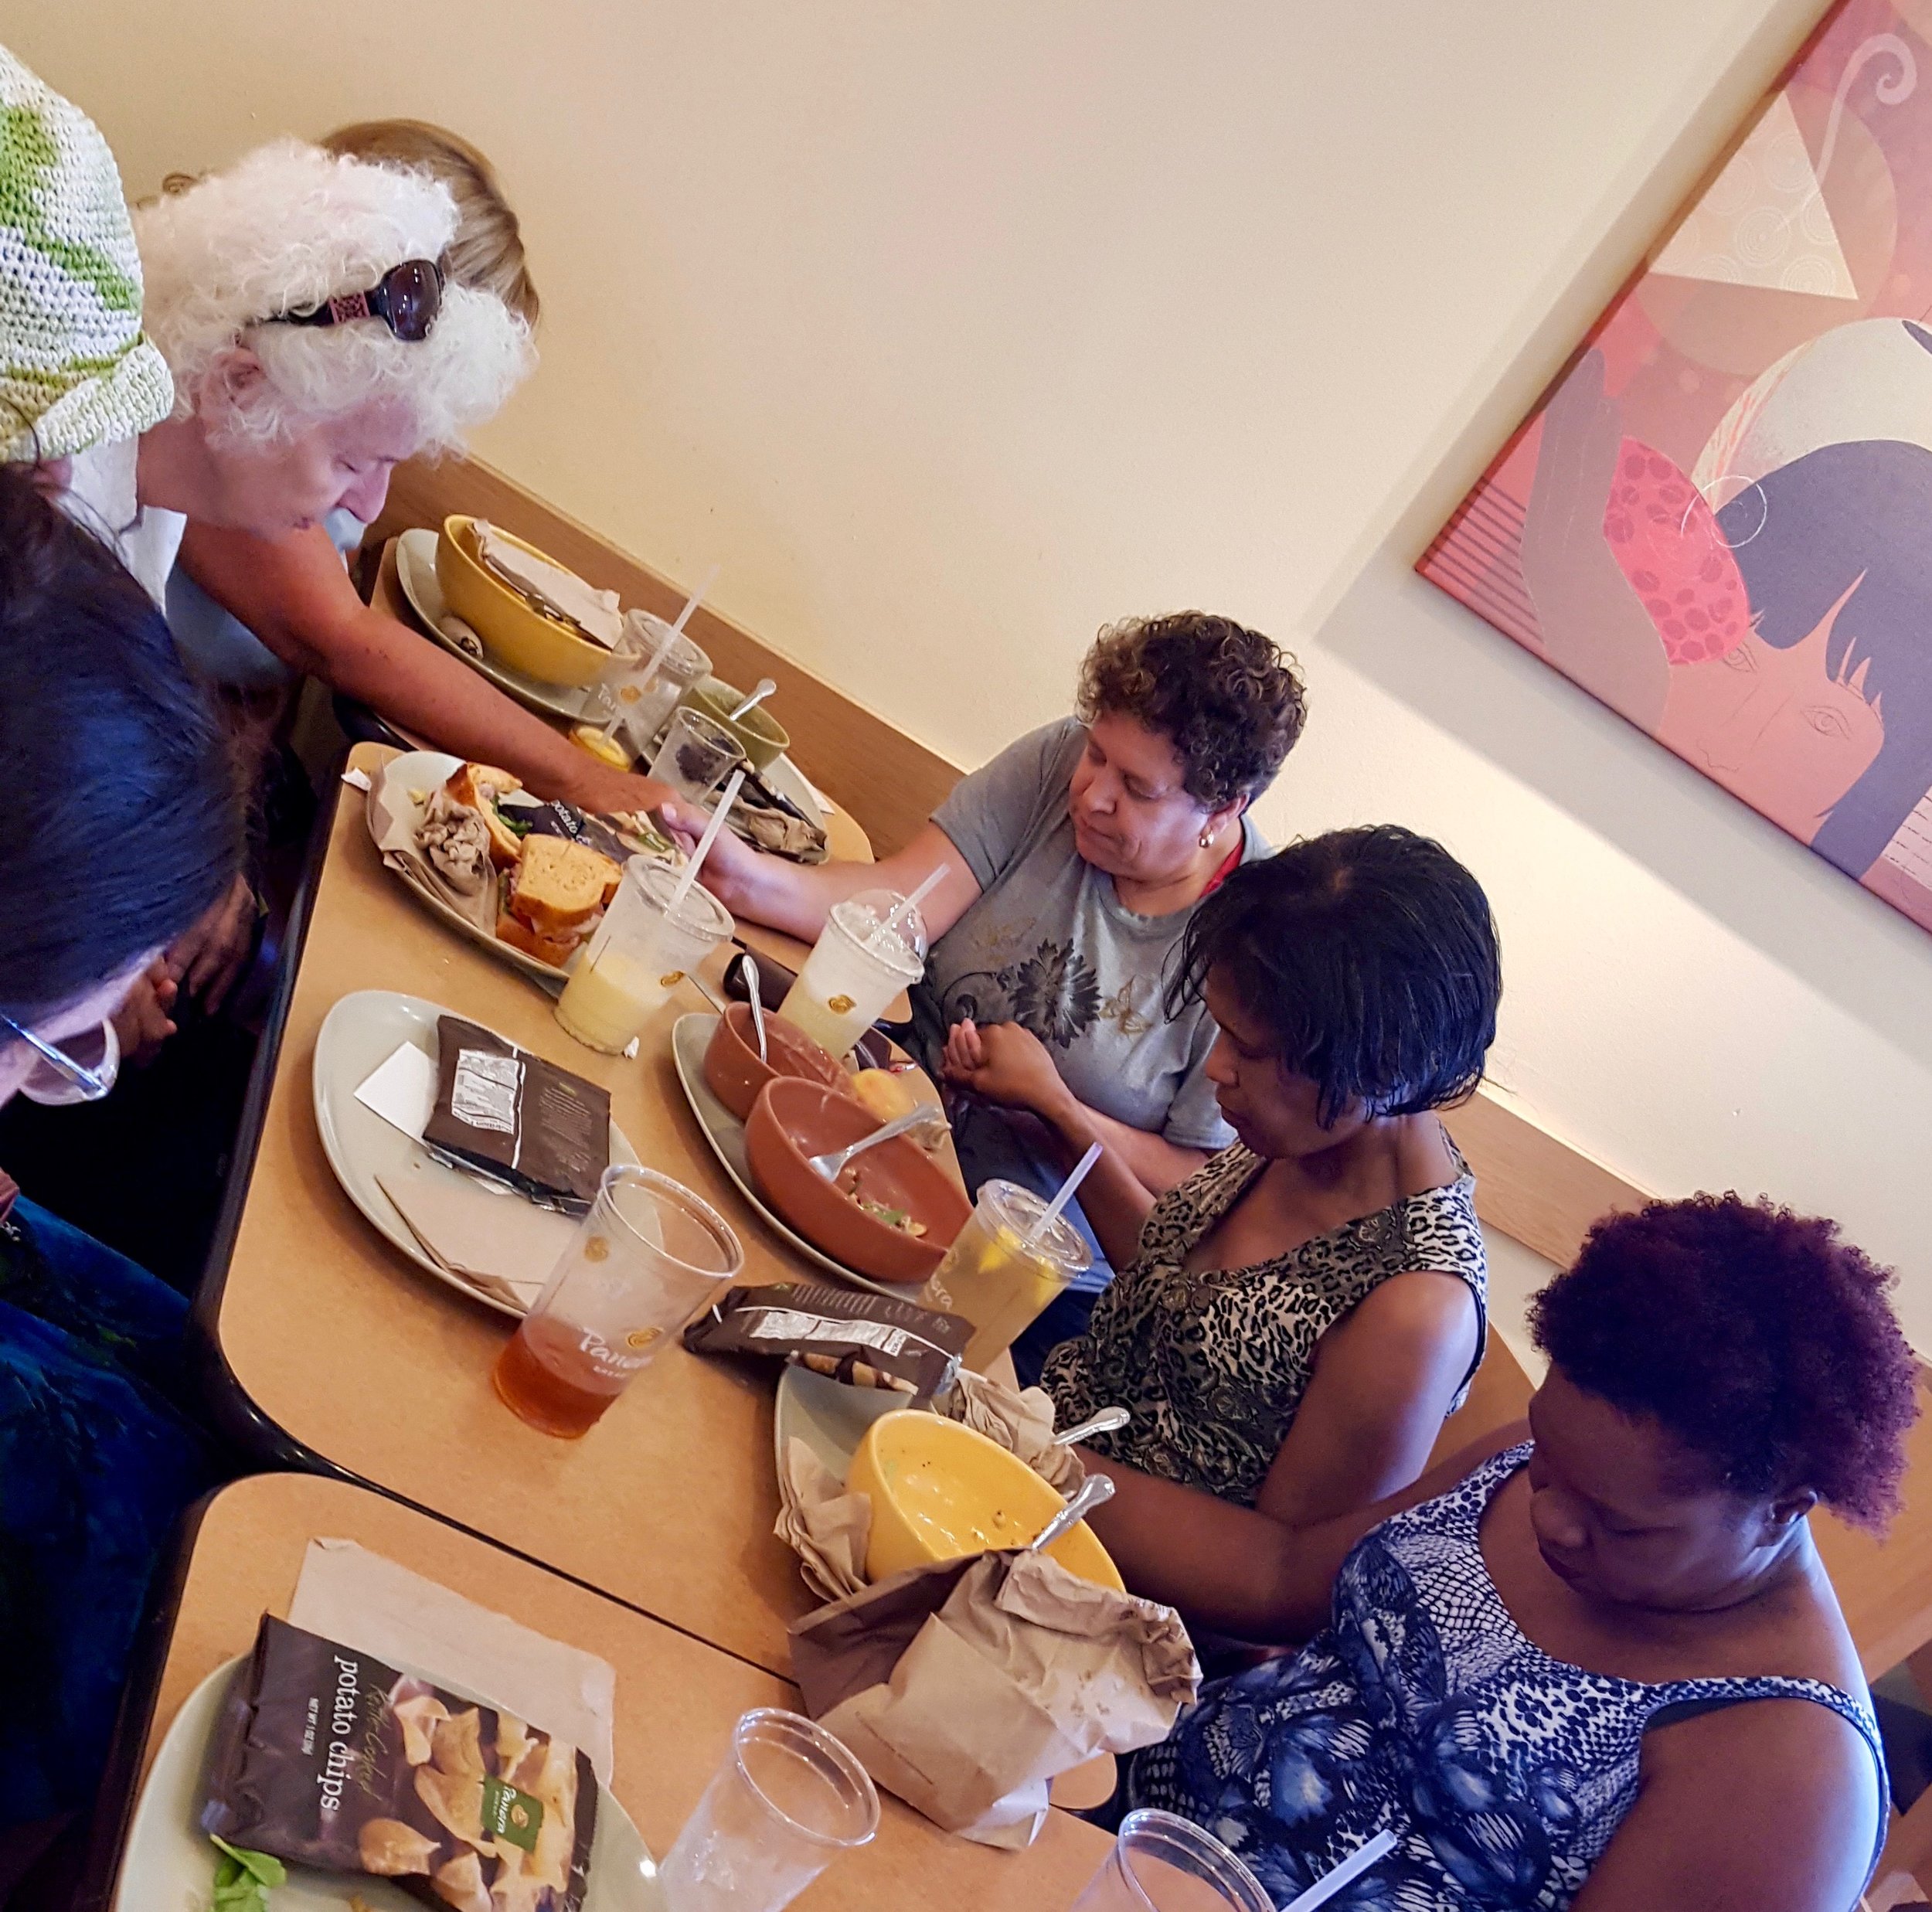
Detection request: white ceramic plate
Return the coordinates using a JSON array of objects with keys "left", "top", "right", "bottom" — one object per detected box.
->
[
  {"left": 773, "top": 1360, "right": 919, "bottom": 1483},
  {"left": 313, "top": 990, "right": 642, "bottom": 1318},
  {"left": 366, "top": 749, "right": 571, "bottom": 993},
  {"left": 113, "top": 1654, "right": 664, "bottom": 1912},
  {"left": 668, "top": 1012, "right": 916, "bottom": 1301},
  {"left": 396, "top": 526, "right": 602, "bottom": 723}
]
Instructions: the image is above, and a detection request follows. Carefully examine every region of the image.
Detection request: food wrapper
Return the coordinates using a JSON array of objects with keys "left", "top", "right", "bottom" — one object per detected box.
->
[
  {"left": 422, "top": 1016, "right": 610, "bottom": 1213},
  {"left": 789, "top": 1550, "right": 1198, "bottom": 1848},
  {"left": 369, "top": 773, "right": 500, "bottom": 933},
  {"left": 941, "top": 1369, "right": 1084, "bottom": 1494},
  {"left": 201, "top": 1614, "right": 598, "bottom": 1912},
  {"left": 683, "top": 1281, "right": 972, "bottom": 1398}
]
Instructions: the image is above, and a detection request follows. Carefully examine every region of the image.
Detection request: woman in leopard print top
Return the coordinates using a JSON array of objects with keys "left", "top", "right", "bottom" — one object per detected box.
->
[{"left": 1040, "top": 826, "right": 1501, "bottom": 1522}]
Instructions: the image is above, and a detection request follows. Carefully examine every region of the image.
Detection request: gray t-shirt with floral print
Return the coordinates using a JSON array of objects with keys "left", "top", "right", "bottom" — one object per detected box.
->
[{"left": 920, "top": 718, "right": 1264, "bottom": 1150}]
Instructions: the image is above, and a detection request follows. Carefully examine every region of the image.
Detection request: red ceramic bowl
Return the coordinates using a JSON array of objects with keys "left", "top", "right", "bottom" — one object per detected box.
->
[
  {"left": 702, "top": 1002, "right": 848, "bottom": 1122},
  {"left": 743, "top": 1078, "right": 969, "bottom": 1284}
]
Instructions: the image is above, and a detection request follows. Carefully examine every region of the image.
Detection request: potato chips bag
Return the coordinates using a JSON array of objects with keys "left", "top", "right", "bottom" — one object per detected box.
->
[{"left": 201, "top": 1616, "right": 597, "bottom": 1912}]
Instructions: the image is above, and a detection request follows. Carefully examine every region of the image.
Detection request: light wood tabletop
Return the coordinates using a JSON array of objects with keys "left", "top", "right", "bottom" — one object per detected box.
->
[
  {"left": 200, "top": 740, "right": 943, "bottom": 1678},
  {"left": 86, "top": 1471, "right": 1112, "bottom": 1910}
]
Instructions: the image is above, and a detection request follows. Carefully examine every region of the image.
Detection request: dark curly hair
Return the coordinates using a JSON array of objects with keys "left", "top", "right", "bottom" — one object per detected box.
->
[
  {"left": 1532, "top": 1194, "right": 1920, "bottom": 1532},
  {"left": 1165, "top": 825, "right": 1500, "bottom": 1125},
  {"left": 1076, "top": 612, "right": 1306, "bottom": 808}
]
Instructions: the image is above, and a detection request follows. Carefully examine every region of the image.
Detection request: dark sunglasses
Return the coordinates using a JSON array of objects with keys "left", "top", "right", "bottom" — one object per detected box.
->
[{"left": 267, "top": 257, "right": 446, "bottom": 343}]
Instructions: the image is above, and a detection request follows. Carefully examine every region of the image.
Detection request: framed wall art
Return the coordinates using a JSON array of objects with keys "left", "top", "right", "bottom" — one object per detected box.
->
[{"left": 1420, "top": 0, "right": 1932, "bottom": 932}]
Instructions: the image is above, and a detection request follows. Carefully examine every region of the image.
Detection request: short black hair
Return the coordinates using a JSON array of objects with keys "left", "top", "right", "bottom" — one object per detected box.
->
[
  {"left": 0, "top": 467, "right": 240, "bottom": 1022},
  {"left": 1077, "top": 612, "right": 1307, "bottom": 808},
  {"left": 1532, "top": 1194, "right": 1920, "bottom": 1531},
  {"left": 1167, "top": 825, "right": 1501, "bottom": 1124}
]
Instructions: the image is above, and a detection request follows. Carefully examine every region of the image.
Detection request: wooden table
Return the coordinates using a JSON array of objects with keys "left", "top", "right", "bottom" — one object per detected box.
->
[
  {"left": 199, "top": 743, "right": 941, "bottom": 1679},
  {"left": 83, "top": 1472, "right": 1111, "bottom": 1910}
]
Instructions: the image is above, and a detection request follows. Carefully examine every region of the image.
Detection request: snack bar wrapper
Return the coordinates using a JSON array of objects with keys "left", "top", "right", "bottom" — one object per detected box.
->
[
  {"left": 683, "top": 1280, "right": 971, "bottom": 1399},
  {"left": 202, "top": 1614, "right": 598, "bottom": 1912},
  {"left": 788, "top": 1550, "right": 1199, "bottom": 1849}
]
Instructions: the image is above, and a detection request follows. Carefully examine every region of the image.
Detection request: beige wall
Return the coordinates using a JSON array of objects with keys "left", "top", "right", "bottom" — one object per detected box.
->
[{"left": 24, "top": 2, "right": 1932, "bottom": 1335}]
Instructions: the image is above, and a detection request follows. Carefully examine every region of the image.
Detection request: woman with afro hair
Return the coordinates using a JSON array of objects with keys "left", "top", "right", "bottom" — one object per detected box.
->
[{"left": 1079, "top": 1193, "right": 1914, "bottom": 1910}]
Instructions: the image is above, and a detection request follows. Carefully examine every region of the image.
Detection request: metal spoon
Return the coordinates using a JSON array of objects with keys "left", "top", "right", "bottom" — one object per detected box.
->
[
  {"left": 728, "top": 676, "right": 777, "bottom": 722},
  {"left": 743, "top": 952, "right": 770, "bottom": 1063},
  {"left": 1027, "top": 1474, "right": 1116, "bottom": 1554},
  {"left": 1053, "top": 1405, "right": 1129, "bottom": 1448},
  {"left": 807, "top": 1104, "right": 944, "bottom": 1182}
]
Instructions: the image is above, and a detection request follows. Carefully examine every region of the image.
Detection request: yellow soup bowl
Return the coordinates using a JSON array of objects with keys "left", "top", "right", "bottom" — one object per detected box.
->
[
  {"left": 435, "top": 515, "right": 614, "bottom": 687},
  {"left": 847, "top": 1410, "right": 1125, "bottom": 1590}
]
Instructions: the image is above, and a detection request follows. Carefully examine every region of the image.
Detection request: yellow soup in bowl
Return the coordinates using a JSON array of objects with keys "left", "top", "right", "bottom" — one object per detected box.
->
[{"left": 847, "top": 1410, "right": 1124, "bottom": 1590}]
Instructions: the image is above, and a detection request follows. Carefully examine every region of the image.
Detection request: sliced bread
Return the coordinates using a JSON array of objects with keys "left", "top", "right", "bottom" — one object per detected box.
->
[
  {"left": 444, "top": 762, "right": 528, "bottom": 867},
  {"left": 507, "top": 834, "right": 623, "bottom": 937}
]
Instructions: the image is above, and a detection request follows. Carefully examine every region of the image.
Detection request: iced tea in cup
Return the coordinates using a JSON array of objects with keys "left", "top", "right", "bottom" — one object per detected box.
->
[
  {"left": 493, "top": 1164, "right": 743, "bottom": 1437},
  {"left": 555, "top": 856, "right": 733, "bottom": 1054},
  {"left": 925, "top": 1179, "right": 1092, "bottom": 1372},
  {"left": 777, "top": 887, "right": 926, "bottom": 1060}
]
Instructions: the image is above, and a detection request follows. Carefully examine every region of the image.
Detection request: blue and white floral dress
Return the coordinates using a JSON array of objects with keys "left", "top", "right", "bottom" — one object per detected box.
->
[{"left": 1124, "top": 1444, "right": 1885, "bottom": 1909}]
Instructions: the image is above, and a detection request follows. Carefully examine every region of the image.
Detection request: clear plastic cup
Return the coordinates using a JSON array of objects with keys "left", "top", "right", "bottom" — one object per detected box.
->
[
  {"left": 657, "top": 1708, "right": 879, "bottom": 1912},
  {"left": 648, "top": 705, "right": 747, "bottom": 806},
  {"left": 492, "top": 1165, "right": 743, "bottom": 1438},
  {"left": 555, "top": 856, "right": 733, "bottom": 1054},
  {"left": 777, "top": 888, "right": 926, "bottom": 1060},
  {"left": 1070, "top": 1810, "right": 1274, "bottom": 1912},
  {"left": 615, "top": 610, "right": 712, "bottom": 755},
  {"left": 923, "top": 1179, "right": 1093, "bottom": 1372}
]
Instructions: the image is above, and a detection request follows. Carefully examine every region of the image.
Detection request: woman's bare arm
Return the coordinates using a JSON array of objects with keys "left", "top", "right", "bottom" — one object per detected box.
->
[
  {"left": 1081, "top": 1424, "right": 1526, "bottom": 1642},
  {"left": 1569, "top": 1698, "right": 1878, "bottom": 1912},
  {"left": 177, "top": 522, "right": 679, "bottom": 816}
]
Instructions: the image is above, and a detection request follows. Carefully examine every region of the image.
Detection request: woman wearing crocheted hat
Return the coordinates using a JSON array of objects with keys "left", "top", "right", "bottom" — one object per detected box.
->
[{"left": 0, "top": 45, "right": 173, "bottom": 465}]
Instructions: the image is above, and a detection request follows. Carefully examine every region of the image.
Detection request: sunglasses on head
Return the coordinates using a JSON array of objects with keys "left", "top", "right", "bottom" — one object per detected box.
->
[{"left": 266, "top": 257, "right": 446, "bottom": 343}]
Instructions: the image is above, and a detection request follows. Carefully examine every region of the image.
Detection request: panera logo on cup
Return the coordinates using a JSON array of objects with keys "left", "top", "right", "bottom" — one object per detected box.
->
[
  {"left": 624, "top": 1325, "right": 664, "bottom": 1353},
  {"left": 660, "top": 971, "right": 685, "bottom": 988},
  {"left": 828, "top": 994, "right": 856, "bottom": 1014}
]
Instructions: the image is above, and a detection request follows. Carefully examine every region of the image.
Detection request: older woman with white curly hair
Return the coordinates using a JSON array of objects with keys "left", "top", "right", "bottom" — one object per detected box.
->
[
  {"left": 54, "top": 133, "right": 682, "bottom": 1038},
  {"left": 67, "top": 138, "right": 528, "bottom": 594}
]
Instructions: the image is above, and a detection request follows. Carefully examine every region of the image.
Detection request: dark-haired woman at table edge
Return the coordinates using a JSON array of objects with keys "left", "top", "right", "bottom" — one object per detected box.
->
[
  {"left": 1084, "top": 1195, "right": 1900, "bottom": 1911},
  {"left": 0, "top": 467, "right": 239, "bottom": 1873},
  {"left": 1039, "top": 827, "right": 1501, "bottom": 1528}
]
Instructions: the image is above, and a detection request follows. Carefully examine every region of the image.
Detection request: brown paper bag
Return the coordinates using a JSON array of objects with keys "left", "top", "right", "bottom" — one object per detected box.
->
[{"left": 789, "top": 1549, "right": 1198, "bottom": 1848}]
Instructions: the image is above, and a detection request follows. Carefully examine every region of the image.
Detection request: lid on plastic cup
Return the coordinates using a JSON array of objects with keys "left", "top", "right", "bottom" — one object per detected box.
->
[
  {"left": 628, "top": 855, "right": 734, "bottom": 941},
  {"left": 978, "top": 1179, "right": 1092, "bottom": 1279},
  {"left": 836, "top": 886, "right": 930, "bottom": 973}
]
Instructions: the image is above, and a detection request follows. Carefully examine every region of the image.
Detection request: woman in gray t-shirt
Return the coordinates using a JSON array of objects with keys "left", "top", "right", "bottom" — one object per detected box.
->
[{"left": 691, "top": 612, "right": 1307, "bottom": 1369}]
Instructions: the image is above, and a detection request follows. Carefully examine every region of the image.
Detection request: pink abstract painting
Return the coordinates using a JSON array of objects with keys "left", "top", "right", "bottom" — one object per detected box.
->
[{"left": 1420, "top": 0, "right": 1932, "bottom": 933}]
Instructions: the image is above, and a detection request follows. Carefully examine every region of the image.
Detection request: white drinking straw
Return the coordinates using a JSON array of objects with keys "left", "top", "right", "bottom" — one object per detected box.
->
[
  {"left": 1026, "top": 1141, "right": 1103, "bottom": 1247},
  {"left": 668, "top": 765, "right": 746, "bottom": 913},
  {"left": 884, "top": 866, "right": 946, "bottom": 939},
  {"left": 667, "top": 564, "right": 720, "bottom": 641},
  {"left": 1278, "top": 1830, "right": 1399, "bottom": 1912}
]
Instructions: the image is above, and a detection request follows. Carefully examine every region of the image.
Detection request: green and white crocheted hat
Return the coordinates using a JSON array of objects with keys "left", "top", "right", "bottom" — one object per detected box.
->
[{"left": 0, "top": 45, "right": 173, "bottom": 461}]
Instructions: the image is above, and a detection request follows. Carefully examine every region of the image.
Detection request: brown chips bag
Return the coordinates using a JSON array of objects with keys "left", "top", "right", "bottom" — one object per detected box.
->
[
  {"left": 201, "top": 1616, "right": 597, "bottom": 1912},
  {"left": 682, "top": 1280, "right": 972, "bottom": 1398}
]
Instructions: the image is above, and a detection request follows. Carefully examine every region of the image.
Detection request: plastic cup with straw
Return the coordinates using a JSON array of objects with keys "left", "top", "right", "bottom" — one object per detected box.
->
[
  {"left": 593, "top": 565, "right": 720, "bottom": 748},
  {"left": 929, "top": 1142, "right": 1104, "bottom": 1371},
  {"left": 553, "top": 769, "right": 743, "bottom": 1055}
]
